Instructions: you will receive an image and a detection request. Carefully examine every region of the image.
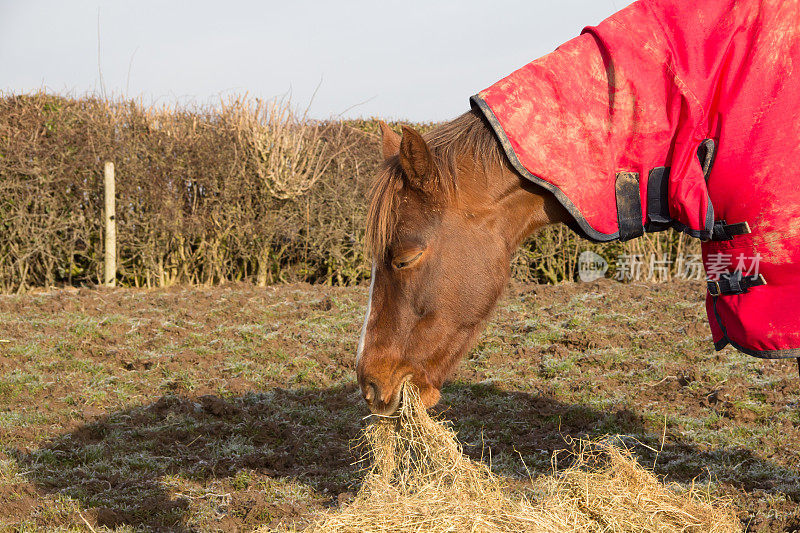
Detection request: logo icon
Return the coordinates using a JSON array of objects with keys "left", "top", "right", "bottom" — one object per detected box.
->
[{"left": 578, "top": 251, "right": 608, "bottom": 282}]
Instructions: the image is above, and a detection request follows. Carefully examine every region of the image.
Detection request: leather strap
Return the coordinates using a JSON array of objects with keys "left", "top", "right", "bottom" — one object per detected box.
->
[
  {"left": 615, "top": 171, "right": 644, "bottom": 241},
  {"left": 697, "top": 138, "right": 717, "bottom": 180},
  {"left": 707, "top": 271, "right": 766, "bottom": 296},
  {"left": 645, "top": 166, "right": 671, "bottom": 231},
  {"left": 711, "top": 220, "right": 751, "bottom": 241}
]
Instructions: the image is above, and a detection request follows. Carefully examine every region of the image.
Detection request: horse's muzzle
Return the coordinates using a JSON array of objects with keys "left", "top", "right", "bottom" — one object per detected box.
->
[{"left": 360, "top": 374, "right": 411, "bottom": 416}]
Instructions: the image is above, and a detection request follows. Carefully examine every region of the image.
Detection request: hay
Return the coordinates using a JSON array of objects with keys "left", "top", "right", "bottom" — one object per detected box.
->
[{"left": 285, "top": 384, "right": 741, "bottom": 532}]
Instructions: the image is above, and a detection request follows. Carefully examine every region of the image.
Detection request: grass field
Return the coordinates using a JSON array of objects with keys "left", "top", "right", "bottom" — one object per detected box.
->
[{"left": 0, "top": 280, "right": 797, "bottom": 532}]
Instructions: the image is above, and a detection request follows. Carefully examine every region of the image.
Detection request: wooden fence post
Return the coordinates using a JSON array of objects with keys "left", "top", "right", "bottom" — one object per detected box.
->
[{"left": 104, "top": 161, "right": 116, "bottom": 287}]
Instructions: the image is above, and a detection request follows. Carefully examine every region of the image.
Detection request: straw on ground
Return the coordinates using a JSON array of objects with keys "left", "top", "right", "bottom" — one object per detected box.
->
[{"left": 271, "top": 384, "right": 741, "bottom": 533}]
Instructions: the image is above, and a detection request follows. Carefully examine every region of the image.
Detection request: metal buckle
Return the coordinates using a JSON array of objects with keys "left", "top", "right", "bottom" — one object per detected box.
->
[{"left": 707, "top": 279, "right": 721, "bottom": 296}]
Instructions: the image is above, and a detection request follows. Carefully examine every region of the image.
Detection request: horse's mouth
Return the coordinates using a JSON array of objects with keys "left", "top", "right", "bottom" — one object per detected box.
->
[
  {"left": 368, "top": 391, "right": 403, "bottom": 417},
  {"left": 366, "top": 376, "right": 445, "bottom": 416},
  {"left": 365, "top": 374, "right": 412, "bottom": 416}
]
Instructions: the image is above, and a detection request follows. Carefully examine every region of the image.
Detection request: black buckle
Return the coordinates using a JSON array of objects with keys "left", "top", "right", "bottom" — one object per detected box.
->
[
  {"left": 707, "top": 271, "right": 766, "bottom": 296},
  {"left": 711, "top": 220, "right": 751, "bottom": 241}
]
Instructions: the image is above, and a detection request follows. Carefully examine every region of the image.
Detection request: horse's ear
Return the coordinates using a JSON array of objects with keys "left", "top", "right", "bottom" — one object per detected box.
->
[
  {"left": 399, "top": 125, "right": 434, "bottom": 192},
  {"left": 379, "top": 121, "right": 400, "bottom": 159}
]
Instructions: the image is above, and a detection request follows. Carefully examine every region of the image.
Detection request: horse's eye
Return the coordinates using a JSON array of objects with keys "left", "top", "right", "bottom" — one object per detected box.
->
[{"left": 392, "top": 250, "right": 423, "bottom": 270}]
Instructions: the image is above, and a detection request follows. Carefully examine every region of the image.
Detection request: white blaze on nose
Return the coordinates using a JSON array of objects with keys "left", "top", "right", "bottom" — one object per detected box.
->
[{"left": 356, "top": 263, "right": 376, "bottom": 366}]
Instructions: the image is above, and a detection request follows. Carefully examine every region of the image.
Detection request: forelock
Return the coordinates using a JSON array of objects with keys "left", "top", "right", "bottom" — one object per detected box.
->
[
  {"left": 364, "top": 160, "right": 403, "bottom": 259},
  {"left": 363, "top": 111, "right": 505, "bottom": 259}
]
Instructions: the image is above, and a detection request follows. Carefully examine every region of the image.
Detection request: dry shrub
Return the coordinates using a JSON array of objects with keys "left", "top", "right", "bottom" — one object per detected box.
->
[
  {"left": 244, "top": 98, "right": 340, "bottom": 201},
  {"left": 290, "top": 385, "right": 740, "bottom": 533},
  {"left": 0, "top": 92, "right": 373, "bottom": 291}
]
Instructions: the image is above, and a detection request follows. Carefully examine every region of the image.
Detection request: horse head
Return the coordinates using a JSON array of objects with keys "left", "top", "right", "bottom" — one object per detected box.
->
[{"left": 355, "top": 114, "right": 566, "bottom": 415}]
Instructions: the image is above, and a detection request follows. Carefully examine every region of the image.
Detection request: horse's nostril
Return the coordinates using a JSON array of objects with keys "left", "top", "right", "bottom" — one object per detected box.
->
[{"left": 364, "top": 381, "right": 378, "bottom": 404}]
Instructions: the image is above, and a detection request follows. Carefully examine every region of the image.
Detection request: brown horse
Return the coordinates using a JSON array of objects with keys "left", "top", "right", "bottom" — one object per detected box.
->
[
  {"left": 356, "top": 112, "right": 569, "bottom": 414},
  {"left": 356, "top": 0, "right": 800, "bottom": 414}
]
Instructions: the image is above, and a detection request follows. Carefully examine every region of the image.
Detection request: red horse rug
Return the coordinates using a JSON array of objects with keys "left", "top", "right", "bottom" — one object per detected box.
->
[{"left": 472, "top": 0, "right": 800, "bottom": 358}]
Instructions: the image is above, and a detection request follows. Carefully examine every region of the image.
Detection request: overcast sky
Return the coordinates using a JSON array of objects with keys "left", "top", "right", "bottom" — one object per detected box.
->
[{"left": 1, "top": 0, "right": 633, "bottom": 122}]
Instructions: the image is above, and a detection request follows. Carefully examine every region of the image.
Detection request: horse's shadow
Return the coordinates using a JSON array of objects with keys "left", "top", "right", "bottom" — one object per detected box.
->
[{"left": 12, "top": 383, "right": 800, "bottom": 531}]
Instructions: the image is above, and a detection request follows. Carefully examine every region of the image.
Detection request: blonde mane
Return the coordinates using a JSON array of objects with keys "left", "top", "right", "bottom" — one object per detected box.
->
[{"left": 364, "top": 110, "right": 506, "bottom": 259}]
